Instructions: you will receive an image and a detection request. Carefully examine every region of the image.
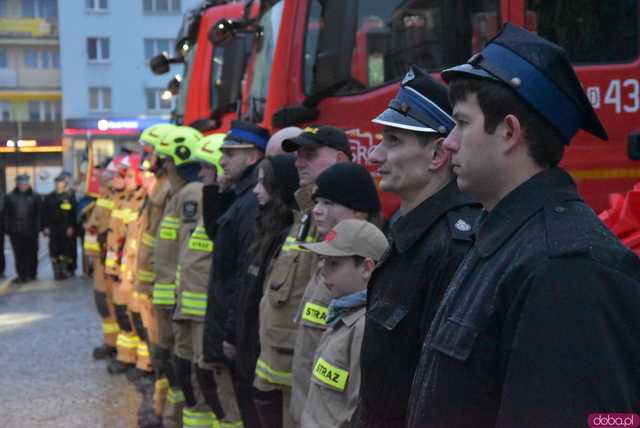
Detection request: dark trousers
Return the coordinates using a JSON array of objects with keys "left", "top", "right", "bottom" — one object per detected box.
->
[
  {"left": 10, "top": 233, "right": 38, "bottom": 279},
  {"left": 48, "top": 228, "right": 75, "bottom": 263},
  {"left": 0, "top": 232, "right": 5, "bottom": 276}
]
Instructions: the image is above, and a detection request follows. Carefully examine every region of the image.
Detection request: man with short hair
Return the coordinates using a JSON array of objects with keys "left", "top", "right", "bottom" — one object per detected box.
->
[
  {"left": 407, "top": 24, "right": 640, "bottom": 428},
  {"left": 255, "top": 125, "right": 351, "bottom": 428},
  {"left": 354, "top": 67, "right": 481, "bottom": 428},
  {"left": 43, "top": 173, "right": 77, "bottom": 279},
  {"left": 4, "top": 174, "right": 42, "bottom": 283}
]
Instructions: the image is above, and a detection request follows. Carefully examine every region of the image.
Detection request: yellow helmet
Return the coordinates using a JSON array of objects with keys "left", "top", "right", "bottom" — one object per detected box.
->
[
  {"left": 155, "top": 126, "right": 204, "bottom": 166},
  {"left": 193, "top": 133, "right": 225, "bottom": 174},
  {"left": 139, "top": 123, "right": 176, "bottom": 148}
]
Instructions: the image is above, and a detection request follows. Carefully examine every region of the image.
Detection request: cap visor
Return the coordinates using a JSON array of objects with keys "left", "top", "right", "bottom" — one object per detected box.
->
[
  {"left": 282, "top": 135, "right": 322, "bottom": 153},
  {"left": 441, "top": 63, "right": 498, "bottom": 83},
  {"left": 372, "top": 108, "right": 438, "bottom": 133},
  {"left": 301, "top": 242, "right": 353, "bottom": 257}
]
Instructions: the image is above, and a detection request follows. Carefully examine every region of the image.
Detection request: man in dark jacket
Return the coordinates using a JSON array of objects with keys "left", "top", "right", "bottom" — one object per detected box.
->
[
  {"left": 43, "top": 173, "right": 77, "bottom": 279},
  {"left": 354, "top": 67, "right": 481, "bottom": 428},
  {"left": 407, "top": 24, "right": 640, "bottom": 428},
  {"left": 201, "top": 121, "right": 269, "bottom": 425},
  {"left": 0, "top": 190, "right": 5, "bottom": 278},
  {"left": 4, "top": 174, "right": 42, "bottom": 283}
]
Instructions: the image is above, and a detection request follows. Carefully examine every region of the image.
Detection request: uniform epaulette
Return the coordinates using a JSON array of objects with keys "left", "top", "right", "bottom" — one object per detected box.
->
[
  {"left": 544, "top": 200, "right": 591, "bottom": 257},
  {"left": 446, "top": 211, "right": 475, "bottom": 242}
]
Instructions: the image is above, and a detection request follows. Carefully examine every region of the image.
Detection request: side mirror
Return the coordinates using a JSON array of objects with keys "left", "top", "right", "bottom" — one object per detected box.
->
[
  {"left": 150, "top": 52, "right": 183, "bottom": 75},
  {"left": 208, "top": 17, "right": 261, "bottom": 47},
  {"left": 167, "top": 75, "right": 182, "bottom": 95},
  {"left": 312, "top": 0, "right": 358, "bottom": 94}
]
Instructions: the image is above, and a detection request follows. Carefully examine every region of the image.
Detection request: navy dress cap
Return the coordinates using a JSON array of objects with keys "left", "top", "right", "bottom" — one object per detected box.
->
[
  {"left": 373, "top": 66, "right": 455, "bottom": 135},
  {"left": 442, "top": 23, "right": 607, "bottom": 144},
  {"left": 223, "top": 120, "right": 271, "bottom": 152}
]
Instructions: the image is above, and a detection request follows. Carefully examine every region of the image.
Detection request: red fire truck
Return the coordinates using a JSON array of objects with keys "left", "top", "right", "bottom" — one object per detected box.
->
[{"left": 200, "top": 0, "right": 639, "bottom": 216}]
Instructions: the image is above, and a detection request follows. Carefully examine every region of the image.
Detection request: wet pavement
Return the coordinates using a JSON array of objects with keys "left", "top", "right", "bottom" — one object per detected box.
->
[{"left": 0, "top": 248, "right": 141, "bottom": 428}]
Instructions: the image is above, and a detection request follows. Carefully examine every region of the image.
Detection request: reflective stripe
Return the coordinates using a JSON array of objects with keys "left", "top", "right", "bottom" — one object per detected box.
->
[
  {"left": 84, "top": 238, "right": 100, "bottom": 252},
  {"left": 137, "top": 342, "right": 150, "bottom": 358},
  {"left": 187, "top": 226, "right": 214, "bottom": 253},
  {"left": 142, "top": 232, "right": 156, "bottom": 248},
  {"left": 220, "top": 422, "right": 244, "bottom": 428},
  {"left": 112, "top": 209, "right": 127, "bottom": 220},
  {"left": 138, "top": 269, "right": 156, "bottom": 282},
  {"left": 116, "top": 333, "right": 140, "bottom": 349},
  {"left": 102, "top": 321, "right": 120, "bottom": 334},
  {"left": 255, "top": 359, "right": 292, "bottom": 387},
  {"left": 183, "top": 409, "right": 214, "bottom": 428},
  {"left": 60, "top": 202, "right": 72, "bottom": 210},
  {"left": 167, "top": 388, "right": 185, "bottom": 404},
  {"left": 281, "top": 236, "right": 316, "bottom": 252},
  {"left": 302, "top": 302, "right": 328, "bottom": 326},
  {"left": 159, "top": 228, "right": 177, "bottom": 240},
  {"left": 97, "top": 198, "right": 114, "bottom": 209},
  {"left": 125, "top": 210, "right": 139, "bottom": 223},
  {"left": 313, "top": 357, "right": 349, "bottom": 391},
  {"left": 152, "top": 282, "right": 176, "bottom": 305},
  {"left": 159, "top": 216, "right": 180, "bottom": 240},
  {"left": 155, "top": 378, "right": 169, "bottom": 390},
  {"left": 180, "top": 291, "right": 208, "bottom": 317}
]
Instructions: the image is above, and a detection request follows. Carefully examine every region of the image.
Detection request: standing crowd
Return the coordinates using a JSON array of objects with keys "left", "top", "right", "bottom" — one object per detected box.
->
[{"left": 82, "top": 25, "right": 639, "bottom": 428}]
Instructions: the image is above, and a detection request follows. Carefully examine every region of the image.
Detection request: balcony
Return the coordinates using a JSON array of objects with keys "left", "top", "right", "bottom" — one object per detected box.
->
[
  {"left": 0, "top": 17, "right": 59, "bottom": 38},
  {"left": 0, "top": 121, "right": 63, "bottom": 140}
]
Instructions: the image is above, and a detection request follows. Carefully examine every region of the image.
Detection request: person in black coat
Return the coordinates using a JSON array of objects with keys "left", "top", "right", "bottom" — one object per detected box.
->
[
  {"left": 353, "top": 67, "right": 482, "bottom": 428},
  {"left": 4, "top": 174, "right": 42, "bottom": 283},
  {"left": 0, "top": 190, "right": 5, "bottom": 278},
  {"left": 407, "top": 24, "right": 640, "bottom": 428},
  {"left": 43, "top": 174, "right": 77, "bottom": 279}
]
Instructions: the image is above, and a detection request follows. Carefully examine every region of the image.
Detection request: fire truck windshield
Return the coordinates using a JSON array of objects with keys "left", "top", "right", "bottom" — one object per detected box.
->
[{"left": 303, "top": 0, "right": 500, "bottom": 96}]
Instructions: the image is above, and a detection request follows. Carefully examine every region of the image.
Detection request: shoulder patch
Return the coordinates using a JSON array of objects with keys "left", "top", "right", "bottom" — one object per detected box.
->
[
  {"left": 447, "top": 211, "right": 474, "bottom": 241},
  {"left": 182, "top": 201, "right": 198, "bottom": 222}
]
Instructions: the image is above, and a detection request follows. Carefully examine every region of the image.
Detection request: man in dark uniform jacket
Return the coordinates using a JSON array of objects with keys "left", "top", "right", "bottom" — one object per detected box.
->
[
  {"left": 354, "top": 67, "right": 481, "bottom": 428},
  {"left": 407, "top": 23, "right": 640, "bottom": 428},
  {"left": 43, "top": 173, "right": 77, "bottom": 279},
  {"left": 4, "top": 174, "right": 42, "bottom": 283}
]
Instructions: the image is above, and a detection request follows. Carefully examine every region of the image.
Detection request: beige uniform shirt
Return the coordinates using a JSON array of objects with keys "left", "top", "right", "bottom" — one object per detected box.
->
[
  {"left": 84, "top": 187, "right": 114, "bottom": 257},
  {"left": 152, "top": 181, "right": 202, "bottom": 307},
  {"left": 255, "top": 186, "right": 319, "bottom": 391},
  {"left": 104, "top": 190, "right": 128, "bottom": 277},
  {"left": 290, "top": 266, "right": 333, "bottom": 422},
  {"left": 300, "top": 305, "right": 366, "bottom": 428},
  {"left": 135, "top": 175, "right": 171, "bottom": 295},
  {"left": 115, "top": 187, "right": 146, "bottom": 304}
]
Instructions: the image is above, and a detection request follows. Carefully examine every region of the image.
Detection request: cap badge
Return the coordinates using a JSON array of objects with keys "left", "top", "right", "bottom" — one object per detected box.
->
[
  {"left": 401, "top": 69, "right": 415, "bottom": 85},
  {"left": 303, "top": 127, "right": 319, "bottom": 134},
  {"left": 510, "top": 77, "right": 522, "bottom": 88},
  {"left": 454, "top": 219, "right": 471, "bottom": 232},
  {"left": 325, "top": 229, "right": 337, "bottom": 242}
]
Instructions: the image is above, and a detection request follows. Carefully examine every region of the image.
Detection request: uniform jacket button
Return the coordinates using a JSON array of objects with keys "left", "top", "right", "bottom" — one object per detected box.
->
[{"left": 554, "top": 206, "right": 566, "bottom": 214}]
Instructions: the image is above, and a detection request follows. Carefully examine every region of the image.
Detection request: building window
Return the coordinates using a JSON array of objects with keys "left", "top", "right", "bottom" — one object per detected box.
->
[
  {"left": 0, "top": 0, "right": 6, "bottom": 17},
  {"left": 0, "top": 101, "right": 11, "bottom": 121},
  {"left": 87, "top": 37, "right": 110, "bottom": 62},
  {"left": 23, "top": 0, "right": 57, "bottom": 18},
  {"left": 28, "top": 100, "right": 61, "bottom": 122},
  {"left": 24, "top": 49, "right": 59, "bottom": 69},
  {"left": 145, "top": 88, "right": 174, "bottom": 112},
  {"left": 89, "top": 87, "right": 111, "bottom": 111},
  {"left": 144, "top": 38, "right": 175, "bottom": 60},
  {"left": 86, "top": 0, "right": 108, "bottom": 12},
  {"left": 0, "top": 48, "right": 8, "bottom": 68},
  {"left": 143, "top": 0, "right": 181, "bottom": 13}
]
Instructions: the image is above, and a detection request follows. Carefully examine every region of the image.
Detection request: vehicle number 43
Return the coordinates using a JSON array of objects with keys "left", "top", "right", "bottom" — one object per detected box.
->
[{"left": 591, "top": 79, "right": 640, "bottom": 113}]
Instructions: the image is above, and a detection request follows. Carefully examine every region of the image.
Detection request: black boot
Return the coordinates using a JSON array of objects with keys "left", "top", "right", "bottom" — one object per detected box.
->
[
  {"left": 92, "top": 344, "right": 116, "bottom": 360},
  {"left": 138, "top": 383, "right": 164, "bottom": 428}
]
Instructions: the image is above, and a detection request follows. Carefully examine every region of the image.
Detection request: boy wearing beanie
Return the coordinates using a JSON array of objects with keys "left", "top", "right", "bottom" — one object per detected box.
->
[
  {"left": 300, "top": 219, "right": 389, "bottom": 428},
  {"left": 290, "top": 162, "right": 381, "bottom": 425}
]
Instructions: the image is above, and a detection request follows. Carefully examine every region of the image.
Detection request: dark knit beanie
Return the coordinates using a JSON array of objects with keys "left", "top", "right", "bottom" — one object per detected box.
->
[
  {"left": 313, "top": 163, "right": 380, "bottom": 214},
  {"left": 269, "top": 155, "right": 299, "bottom": 209}
]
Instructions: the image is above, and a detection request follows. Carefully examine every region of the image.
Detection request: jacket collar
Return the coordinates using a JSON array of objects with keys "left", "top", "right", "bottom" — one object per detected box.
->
[
  {"left": 234, "top": 164, "right": 258, "bottom": 197},
  {"left": 294, "top": 184, "right": 315, "bottom": 212},
  {"left": 475, "top": 167, "right": 582, "bottom": 257},
  {"left": 339, "top": 305, "right": 367, "bottom": 328},
  {"left": 391, "top": 180, "right": 475, "bottom": 253}
]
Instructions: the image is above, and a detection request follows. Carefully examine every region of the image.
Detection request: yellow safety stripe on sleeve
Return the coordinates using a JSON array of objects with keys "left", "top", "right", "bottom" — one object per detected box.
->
[
  {"left": 142, "top": 232, "right": 156, "bottom": 248},
  {"left": 255, "top": 359, "right": 292, "bottom": 387},
  {"left": 180, "top": 291, "right": 208, "bottom": 317},
  {"left": 167, "top": 388, "right": 185, "bottom": 404},
  {"left": 220, "top": 421, "right": 244, "bottom": 428},
  {"left": 137, "top": 342, "right": 150, "bottom": 358},
  {"left": 302, "top": 302, "right": 328, "bottom": 326},
  {"left": 281, "top": 236, "right": 316, "bottom": 252},
  {"left": 116, "top": 333, "right": 141, "bottom": 349},
  {"left": 105, "top": 257, "right": 117, "bottom": 269},
  {"left": 125, "top": 210, "right": 139, "bottom": 224},
  {"left": 187, "top": 227, "right": 214, "bottom": 252},
  {"left": 138, "top": 269, "right": 156, "bottom": 283},
  {"left": 120, "top": 263, "right": 127, "bottom": 273},
  {"left": 84, "top": 238, "right": 100, "bottom": 252},
  {"left": 97, "top": 198, "right": 114, "bottom": 209},
  {"left": 183, "top": 409, "right": 215, "bottom": 428},
  {"left": 159, "top": 215, "right": 180, "bottom": 240},
  {"left": 102, "top": 321, "right": 120, "bottom": 335},
  {"left": 155, "top": 378, "right": 169, "bottom": 390},
  {"left": 60, "top": 202, "right": 72, "bottom": 210},
  {"left": 111, "top": 209, "right": 127, "bottom": 220},
  {"left": 313, "top": 357, "right": 349, "bottom": 391},
  {"left": 152, "top": 282, "right": 176, "bottom": 306}
]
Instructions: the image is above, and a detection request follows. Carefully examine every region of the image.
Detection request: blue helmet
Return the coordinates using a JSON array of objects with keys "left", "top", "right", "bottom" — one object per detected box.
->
[{"left": 442, "top": 23, "right": 607, "bottom": 144}]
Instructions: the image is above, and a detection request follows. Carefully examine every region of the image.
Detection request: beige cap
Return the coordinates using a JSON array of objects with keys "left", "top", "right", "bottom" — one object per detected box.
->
[{"left": 302, "top": 219, "right": 389, "bottom": 261}]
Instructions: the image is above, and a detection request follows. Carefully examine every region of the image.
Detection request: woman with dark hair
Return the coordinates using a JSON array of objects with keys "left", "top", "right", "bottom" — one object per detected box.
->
[{"left": 234, "top": 154, "right": 299, "bottom": 428}]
